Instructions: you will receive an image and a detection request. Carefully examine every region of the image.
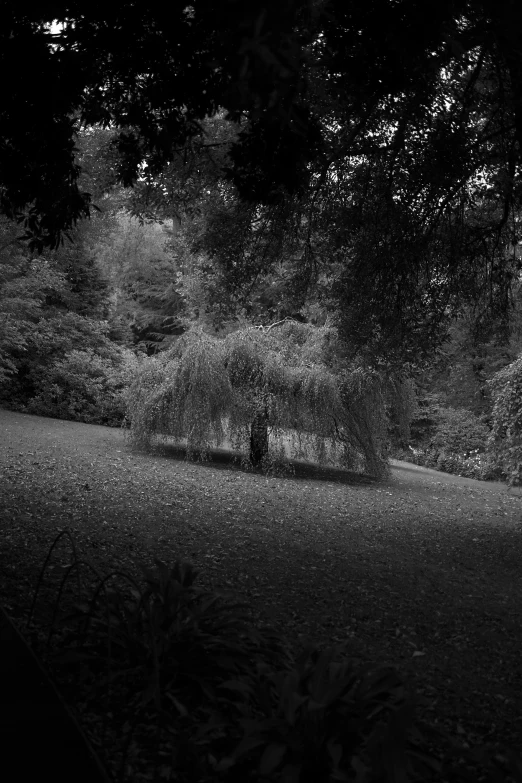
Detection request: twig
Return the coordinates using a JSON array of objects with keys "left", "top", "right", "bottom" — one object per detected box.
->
[{"left": 252, "top": 316, "right": 302, "bottom": 333}]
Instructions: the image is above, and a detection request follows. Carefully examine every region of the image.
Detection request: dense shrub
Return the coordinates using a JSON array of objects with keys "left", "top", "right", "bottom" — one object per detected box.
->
[
  {"left": 431, "top": 450, "right": 501, "bottom": 481},
  {"left": 0, "top": 309, "right": 139, "bottom": 426},
  {"left": 403, "top": 404, "right": 502, "bottom": 480},
  {"left": 406, "top": 392, "right": 441, "bottom": 447},
  {"left": 24, "top": 346, "right": 139, "bottom": 426},
  {"left": 488, "top": 355, "right": 522, "bottom": 486},
  {"left": 428, "top": 407, "right": 490, "bottom": 457},
  {"left": 0, "top": 256, "right": 139, "bottom": 425},
  {"left": 386, "top": 375, "right": 418, "bottom": 450}
]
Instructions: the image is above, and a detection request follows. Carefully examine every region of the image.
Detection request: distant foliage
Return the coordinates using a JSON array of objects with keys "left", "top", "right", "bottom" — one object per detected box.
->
[
  {"left": 0, "top": 254, "right": 139, "bottom": 425},
  {"left": 425, "top": 316, "right": 520, "bottom": 417},
  {"left": 126, "top": 321, "right": 390, "bottom": 477},
  {"left": 0, "top": 256, "right": 63, "bottom": 383},
  {"left": 430, "top": 407, "right": 490, "bottom": 458},
  {"left": 406, "top": 403, "right": 500, "bottom": 480},
  {"left": 386, "top": 375, "right": 418, "bottom": 450},
  {"left": 488, "top": 355, "right": 522, "bottom": 486},
  {"left": 94, "top": 213, "right": 185, "bottom": 353},
  {"left": 25, "top": 347, "right": 139, "bottom": 426}
]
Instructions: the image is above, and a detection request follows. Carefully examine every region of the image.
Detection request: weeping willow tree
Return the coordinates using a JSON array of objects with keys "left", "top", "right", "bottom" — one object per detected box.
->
[{"left": 125, "top": 320, "right": 397, "bottom": 477}]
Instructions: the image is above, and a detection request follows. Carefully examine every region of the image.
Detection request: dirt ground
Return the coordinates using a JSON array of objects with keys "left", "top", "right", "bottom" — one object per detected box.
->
[{"left": 1, "top": 407, "right": 521, "bottom": 760}]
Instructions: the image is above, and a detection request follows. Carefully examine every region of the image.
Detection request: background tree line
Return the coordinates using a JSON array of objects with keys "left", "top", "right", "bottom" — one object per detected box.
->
[
  {"left": 0, "top": 120, "right": 521, "bottom": 482},
  {"left": 1, "top": 3, "right": 522, "bottom": 481}
]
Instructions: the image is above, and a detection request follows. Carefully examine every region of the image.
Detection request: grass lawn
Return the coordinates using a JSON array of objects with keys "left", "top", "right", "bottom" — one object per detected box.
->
[{"left": 0, "top": 408, "right": 521, "bottom": 780}]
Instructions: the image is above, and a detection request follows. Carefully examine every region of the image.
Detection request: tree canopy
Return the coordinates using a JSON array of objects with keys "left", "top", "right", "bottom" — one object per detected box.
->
[
  {"left": 2, "top": 2, "right": 522, "bottom": 366},
  {"left": 3, "top": 4, "right": 522, "bottom": 238}
]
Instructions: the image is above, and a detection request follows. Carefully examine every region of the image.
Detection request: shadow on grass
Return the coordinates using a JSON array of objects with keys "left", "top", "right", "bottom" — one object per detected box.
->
[{"left": 148, "top": 441, "right": 379, "bottom": 487}]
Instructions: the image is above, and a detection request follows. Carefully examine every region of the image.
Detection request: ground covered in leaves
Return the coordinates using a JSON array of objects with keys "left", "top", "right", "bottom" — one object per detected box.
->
[{"left": 0, "top": 408, "right": 521, "bottom": 777}]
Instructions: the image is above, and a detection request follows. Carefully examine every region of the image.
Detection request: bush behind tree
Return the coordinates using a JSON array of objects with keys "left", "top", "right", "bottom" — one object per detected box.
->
[
  {"left": 488, "top": 355, "right": 522, "bottom": 486},
  {"left": 404, "top": 401, "right": 502, "bottom": 481},
  {"left": 0, "top": 254, "right": 139, "bottom": 425},
  {"left": 24, "top": 346, "right": 139, "bottom": 426}
]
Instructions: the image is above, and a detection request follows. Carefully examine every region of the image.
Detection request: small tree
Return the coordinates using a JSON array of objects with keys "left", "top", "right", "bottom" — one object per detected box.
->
[{"left": 126, "top": 321, "right": 391, "bottom": 477}]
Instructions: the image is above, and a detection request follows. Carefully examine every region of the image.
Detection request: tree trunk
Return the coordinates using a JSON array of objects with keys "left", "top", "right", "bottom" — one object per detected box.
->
[{"left": 249, "top": 408, "right": 269, "bottom": 466}]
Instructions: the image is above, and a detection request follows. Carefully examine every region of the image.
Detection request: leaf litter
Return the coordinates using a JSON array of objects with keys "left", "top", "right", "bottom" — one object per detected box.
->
[{"left": 0, "top": 408, "right": 521, "bottom": 774}]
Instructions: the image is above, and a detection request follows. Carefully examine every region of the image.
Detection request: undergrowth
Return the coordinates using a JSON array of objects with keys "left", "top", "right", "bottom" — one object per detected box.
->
[
  {"left": 21, "top": 530, "right": 522, "bottom": 783},
  {"left": 397, "top": 404, "right": 505, "bottom": 482}
]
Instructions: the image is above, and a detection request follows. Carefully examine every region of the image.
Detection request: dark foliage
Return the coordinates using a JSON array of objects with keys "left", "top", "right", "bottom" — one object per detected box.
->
[
  {"left": 0, "top": 216, "right": 137, "bottom": 424},
  {"left": 2, "top": 1, "right": 522, "bottom": 262},
  {"left": 24, "top": 528, "right": 522, "bottom": 782}
]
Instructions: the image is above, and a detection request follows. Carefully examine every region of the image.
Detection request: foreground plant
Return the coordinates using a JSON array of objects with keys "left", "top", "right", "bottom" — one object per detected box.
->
[
  {"left": 227, "top": 645, "right": 471, "bottom": 783},
  {"left": 26, "top": 530, "right": 292, "bottom": 781},
  {"left": 24, "top": 530, "right": 522, "bottom": 783}
]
